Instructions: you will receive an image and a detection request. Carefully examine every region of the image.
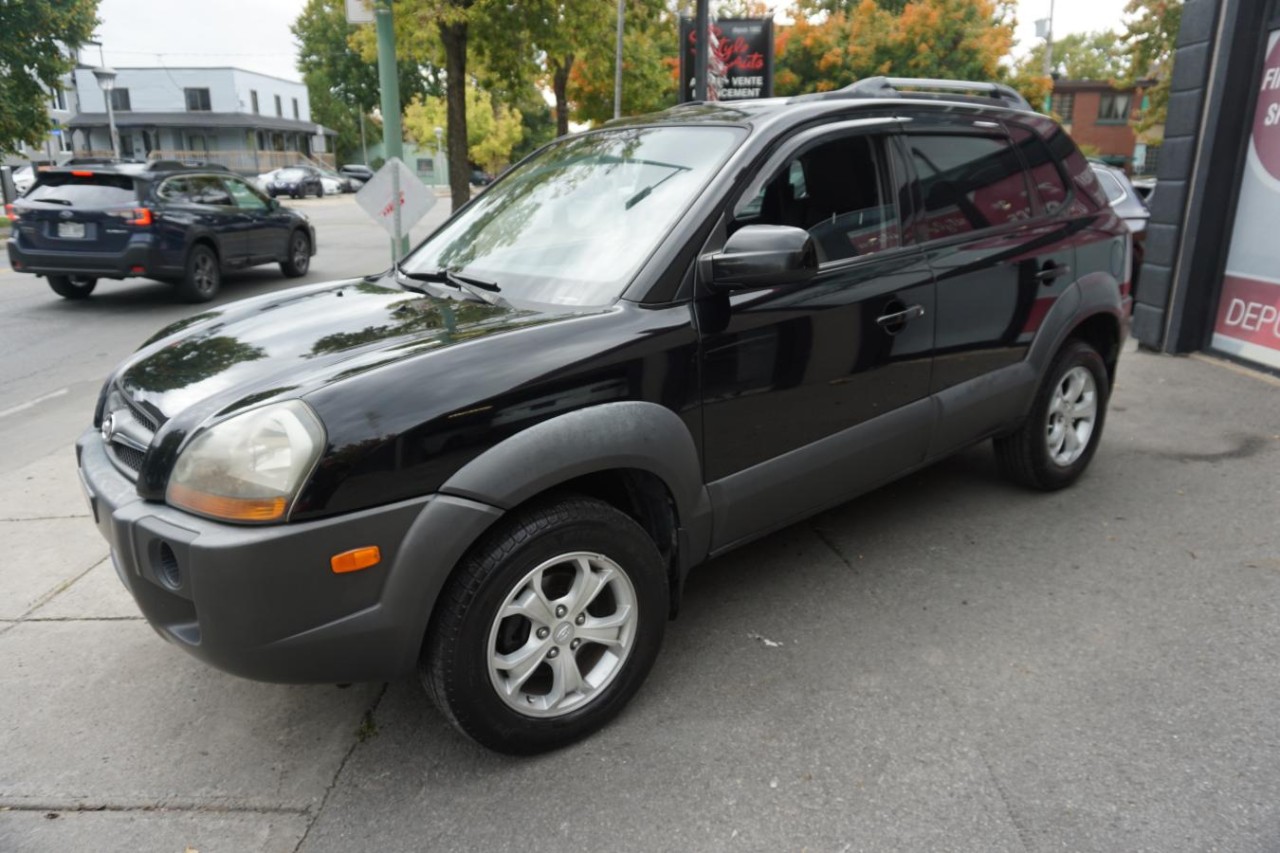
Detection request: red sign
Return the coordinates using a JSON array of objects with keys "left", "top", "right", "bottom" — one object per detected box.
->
[
  {"left": 1253, "top": 36, "right": 1280, "bottom": 181},
  {"left": 1214, "top": 274, "right": 1280, "bottom": 353}
]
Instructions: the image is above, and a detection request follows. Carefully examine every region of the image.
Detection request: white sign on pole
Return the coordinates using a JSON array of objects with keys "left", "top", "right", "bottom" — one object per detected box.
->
[
  {"left": 345, "top": 0, "right": 375, "bottom": 24},
  {"left": 355, "top": 157, "right": 435, "bottom": 257}
]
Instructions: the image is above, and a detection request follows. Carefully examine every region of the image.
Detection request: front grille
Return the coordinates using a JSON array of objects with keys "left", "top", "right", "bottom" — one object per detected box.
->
[{"left": 101, "top": 385, "right": 161, "bottom": 480}]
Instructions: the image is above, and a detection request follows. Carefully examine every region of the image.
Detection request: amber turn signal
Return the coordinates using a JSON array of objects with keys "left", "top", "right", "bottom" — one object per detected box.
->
[
  {"left": 166, "top": 483, "right": 287, "bottom": 522},
  {"left": 331, "top": 546, "right": 381, "bottom": 574}
]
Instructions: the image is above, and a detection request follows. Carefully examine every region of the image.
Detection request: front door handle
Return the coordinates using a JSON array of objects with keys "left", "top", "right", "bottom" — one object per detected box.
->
[
  {"left": 1036, "top": 263, "right": 1071, "bottom": 283},
  {"left": 876, "top": 303, "right": 926, "bottom": 333}
]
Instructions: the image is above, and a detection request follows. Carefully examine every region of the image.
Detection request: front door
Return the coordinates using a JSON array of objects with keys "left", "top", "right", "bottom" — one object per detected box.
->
[
  {"left": 699, "top": 122, "right": 936, "bottom": 550},
  {"left": 221, "top": 175, "right": 283, "bottom": 260}
]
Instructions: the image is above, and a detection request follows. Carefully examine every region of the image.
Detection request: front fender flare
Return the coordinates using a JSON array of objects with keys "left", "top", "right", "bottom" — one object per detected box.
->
[{"left": 438, "top": 402, "right": 709, "bottom": 542}]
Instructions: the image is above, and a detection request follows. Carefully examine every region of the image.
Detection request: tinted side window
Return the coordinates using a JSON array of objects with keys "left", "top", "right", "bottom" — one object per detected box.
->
[
  {"left": 736, "top": 135, "right": 902, "bottom": 263},
  {"left": 906, "top": 134, "right": 1033, "bottom": 240},
  {"left": 223, "top": 177, "right": 268, "bottom": 210},
  {"left": 157, "top": 177, "right": 192, "bottom": 202},
  {"left": 188, "top": 176, "right": 233, "bottom": 206},
  {"left": 1008, "top": 124, "right": 1071, "bottom": 214}
]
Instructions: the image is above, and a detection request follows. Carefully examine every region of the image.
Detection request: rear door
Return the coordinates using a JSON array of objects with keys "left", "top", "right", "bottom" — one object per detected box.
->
[
  {"left": 14, "top": 172, "right": 141, "bottom": 257},
  {"left": 699, "top": 119, "right": 936, "bottom": 548},
  {"left": 900, "top": 115, "right": 1076, "bottom": 456}
]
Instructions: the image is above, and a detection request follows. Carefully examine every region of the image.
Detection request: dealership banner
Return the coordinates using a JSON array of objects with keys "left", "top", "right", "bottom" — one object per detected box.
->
[
  {"left": 1214, "top": 29, "right": 1280, "bottom": 369},
  {"left": 678, "top": 17, "right": 774, "bottom": 103}
]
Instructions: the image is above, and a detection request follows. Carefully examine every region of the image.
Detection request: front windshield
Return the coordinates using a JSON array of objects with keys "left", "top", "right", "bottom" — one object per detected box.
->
[{"left": 404, "top": 125, "right": 745, "bottom": 307}]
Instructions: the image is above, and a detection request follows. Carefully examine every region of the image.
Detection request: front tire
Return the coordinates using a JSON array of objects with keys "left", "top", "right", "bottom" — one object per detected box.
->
[
  {"left": 177, "top": 244, "right": 221, "bottom": 303},
  {"left": 47, "top": 275, "right": 97, "bottom": 300},
  {"left": 994, "top": 339, "right": 1110, "bottom": 490},
  {"left": 422, "top": 495, "right": 668, "bottom": 754},
  {"left": 280, "top": 230, "right": 310, "bottom": 277}
]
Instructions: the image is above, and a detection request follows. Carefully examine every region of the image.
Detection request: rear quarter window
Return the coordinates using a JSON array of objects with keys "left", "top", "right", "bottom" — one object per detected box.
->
[{"left": 25, "top": 174, "right": 138, "bottom": 208}]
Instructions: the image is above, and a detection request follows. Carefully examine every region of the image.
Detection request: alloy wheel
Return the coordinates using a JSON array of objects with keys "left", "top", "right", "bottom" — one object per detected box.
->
[
  {"left": 486, "top": 551, "right": 638, "bottom": 719},
  {"left": 1045, "top": 365, "right": 1097, "bottom": 467}
]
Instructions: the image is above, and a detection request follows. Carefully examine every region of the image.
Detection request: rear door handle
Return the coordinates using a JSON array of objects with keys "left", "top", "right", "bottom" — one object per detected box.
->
[
  {"left": 1036, "top": 264, "right": 1071, "bottom": 282},
  {"left": 876, "top": 303, "right": 926, "bottom": 330}
]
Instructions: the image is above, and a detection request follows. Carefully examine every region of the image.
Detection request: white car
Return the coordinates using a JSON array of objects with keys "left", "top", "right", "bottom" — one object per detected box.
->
[{"left": 12, "top": 165, "right": 35, "bottom": 195}]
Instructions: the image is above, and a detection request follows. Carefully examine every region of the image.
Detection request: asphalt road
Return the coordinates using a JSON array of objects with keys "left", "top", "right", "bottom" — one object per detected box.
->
[
  {"left": 0, "top": 193, "right": 451, "bottom": 477},
  {"left": 2, "top": 196, "right": 1280, "bottom": 852}
]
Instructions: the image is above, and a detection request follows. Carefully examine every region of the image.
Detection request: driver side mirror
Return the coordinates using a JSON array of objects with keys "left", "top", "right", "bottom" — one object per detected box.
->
[{"left": 703, "top": 224, "right": 818, "bottom": 292}]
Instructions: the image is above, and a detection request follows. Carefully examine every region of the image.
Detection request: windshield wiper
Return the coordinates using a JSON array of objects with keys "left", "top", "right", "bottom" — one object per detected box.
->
[
  {"left": 28, "top": 198, "right": 73, "bottom": 206},
  {"left": 393, "top": 263, "right": 502, "bottom": 305}
]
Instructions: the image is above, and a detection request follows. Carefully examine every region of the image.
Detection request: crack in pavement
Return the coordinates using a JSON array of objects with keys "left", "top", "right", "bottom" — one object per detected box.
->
[
  {"left": 0, "top": 800, "right": 311, "bottom": 816},
  {"left": 291, "top": 682, "right": 390, "bottom": 853},
  {"left": 0, "top": 514, "right": 92, "bottom": 522}
]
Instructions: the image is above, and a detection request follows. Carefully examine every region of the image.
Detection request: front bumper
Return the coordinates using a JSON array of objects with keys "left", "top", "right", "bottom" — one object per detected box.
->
[{"left": 76, "top": 428, "right": 502, "bottom": 683}]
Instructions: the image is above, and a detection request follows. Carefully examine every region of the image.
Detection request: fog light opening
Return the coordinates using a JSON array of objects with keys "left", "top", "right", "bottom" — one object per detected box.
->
[{"left": 156, "top": 542, "right": 181, "bottom": 590}]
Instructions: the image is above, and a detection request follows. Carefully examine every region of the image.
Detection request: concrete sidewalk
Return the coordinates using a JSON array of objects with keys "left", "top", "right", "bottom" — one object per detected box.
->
[{"left": 2, "top": 346, "right": 1278, "bottom": 852}]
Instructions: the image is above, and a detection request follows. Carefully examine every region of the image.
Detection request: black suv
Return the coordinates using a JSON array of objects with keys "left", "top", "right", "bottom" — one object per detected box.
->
[
  {"left": 77, "top": 78, "right": 1129, "bottom": 753},
  {"left": 6, "top": 161, "right": 315, "bottom": 302}
]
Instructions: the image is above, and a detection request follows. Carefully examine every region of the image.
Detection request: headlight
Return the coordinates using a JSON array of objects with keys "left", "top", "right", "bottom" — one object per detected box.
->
[{"left": 167, "top": 400, "right": 325, "bottom": 523}]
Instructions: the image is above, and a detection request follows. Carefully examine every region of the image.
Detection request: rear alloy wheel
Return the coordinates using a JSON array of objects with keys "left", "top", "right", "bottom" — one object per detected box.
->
[
  {"left": 46, "top": 275, "right": 97, "bottom": 300},
  {"left": 280, "top": 231, "right": 311, "bottom": 277},
  {"left": 178, "top": 244, "right": 221, "bottom": 303},
  {"left": 994, "top": 339, "right": 1110, "bottom": 490},
  {"left": 422, "top": 495, "right": 668, "bottom": 754}
]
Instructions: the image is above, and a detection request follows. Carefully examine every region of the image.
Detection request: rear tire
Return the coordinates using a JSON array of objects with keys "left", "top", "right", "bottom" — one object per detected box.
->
[
  {"left": 280, "top": 230, "right": 311, "bottom": 277},
  {"left": 422, "top": 495, "right": 668, "bottom": 754},
  {"left": 177, "top": 244, "right": 221, "bottom": 303},
  {"left": 47, "top": 275, "right": 97, "bottom": 300},
  {"left": 994, "top": 339, "right": 1110, "bottom": 490}
]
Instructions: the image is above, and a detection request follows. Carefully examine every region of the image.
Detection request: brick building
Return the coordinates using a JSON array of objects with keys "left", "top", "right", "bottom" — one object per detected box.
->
[{"left": 1050, "top": 79, "right": 1159, "bottom": 174}]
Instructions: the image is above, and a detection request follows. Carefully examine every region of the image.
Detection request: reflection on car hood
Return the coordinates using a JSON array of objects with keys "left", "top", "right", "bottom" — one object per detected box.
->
[{"left": 116, "top": 279, "right": 574, "bottom": 421}]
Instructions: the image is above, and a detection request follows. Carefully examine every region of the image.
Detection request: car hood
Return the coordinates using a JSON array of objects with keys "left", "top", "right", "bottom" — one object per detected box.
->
[{"left": 115, "top": 278, "right": 575, "bottom": 422}]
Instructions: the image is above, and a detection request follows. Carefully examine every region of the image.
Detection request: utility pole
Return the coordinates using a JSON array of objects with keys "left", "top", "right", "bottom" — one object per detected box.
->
[
  {"left": 374, "top": 0, "right": 408, "bottom": 257},
  {"left": 694, "top": 0, "right": 709, "bottom": 101},
  {"left": 1040, "top": 0, "right": 1056, "bottom": 113},
  {"left": 613, "top": 0, "right": 625, "bottom": 119}
]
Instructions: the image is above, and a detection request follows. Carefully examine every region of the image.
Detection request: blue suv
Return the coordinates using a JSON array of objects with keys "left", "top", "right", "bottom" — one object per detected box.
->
[{"left": 6, "top": 161, "right": 316, "bottom": 302}]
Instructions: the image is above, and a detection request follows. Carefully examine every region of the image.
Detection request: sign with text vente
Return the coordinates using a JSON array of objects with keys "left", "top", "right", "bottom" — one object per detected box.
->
[
  {"left": 678, "top": 17, "right": 774, "bottom": 103},
  {"left": 355, "top": 158, "right": 435, "bottom": 252}
]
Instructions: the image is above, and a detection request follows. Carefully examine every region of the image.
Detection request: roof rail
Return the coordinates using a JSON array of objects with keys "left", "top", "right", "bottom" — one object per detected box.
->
[
  {"left": 793, "top": 76, "right": 1032, "bottom": 112},
  {"left": 145, "top": 160, "right": 232, "bottom": 172}
]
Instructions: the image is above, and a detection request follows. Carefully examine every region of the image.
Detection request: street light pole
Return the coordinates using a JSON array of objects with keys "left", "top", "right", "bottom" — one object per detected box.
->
[
  {"left": 374, "top": 0, "right": 408, "bottom": 257},
  {"left": 694, "top": 0, "right": 709, "bottom": 101},
  {"left": 92, "top": 66, "right": 120, "bottom": 159},
  {"left": 613, "top": 0, "right": 624, "bottom": 119}
]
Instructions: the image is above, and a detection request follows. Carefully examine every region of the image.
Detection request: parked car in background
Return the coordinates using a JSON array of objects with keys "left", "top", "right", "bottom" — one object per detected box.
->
[
  {"left": 469, "top": 167, "right": 494, "bottom": 187},
  {"left": 264, "top": 166, "right": 325, "bottom": 199},
  {"left": 6, "top": 160, "right": 314, "bottom": 302},
  {"left": 317, "top": 169, "right": 353, "bottom": 195},
  {"left": 77, "top": 77, "right": 1129, "bottom": 755},
  {"left": 12, "top": 165, "right": 36, "bottom": 195},
  {"left": 1091, "top": 162, "right": 1150, "bottom": 298},
  {"left": 340, "top": 164, "right": 374, "bottom": 187}
]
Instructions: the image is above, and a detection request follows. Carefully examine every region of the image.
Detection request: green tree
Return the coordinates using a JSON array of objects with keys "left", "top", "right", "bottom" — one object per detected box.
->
[
  {"left": 568, "top": 0, "right": 676, "bottom": 124},
  {"left": 518, "top": 0, "right": 611, "bottom": 136},
  {"left": 1017, "top": 31, "right": 1131, "bottom": 82},
  {"left": 1122, "top": 0, "right": 1182, "bottom": 136},
  {"left": 292, "top": 0, "right": 433, "bottom": 163},
  {"left": 404, "top": 83, "right": 524, "bottom": 174},
  {"left": 0, "top": 0, "right": 99, "bottom": 158}
]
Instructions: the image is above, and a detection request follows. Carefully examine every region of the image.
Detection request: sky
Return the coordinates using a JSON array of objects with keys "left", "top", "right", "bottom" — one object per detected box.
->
[{"left": 88, "top": 0, "right": 1133, "bottom": 84}]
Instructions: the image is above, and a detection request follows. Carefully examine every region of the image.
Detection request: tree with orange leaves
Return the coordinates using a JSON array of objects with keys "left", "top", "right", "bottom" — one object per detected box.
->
[{"left": 776, "top": 0, "right": 1019, "bottom": 96}]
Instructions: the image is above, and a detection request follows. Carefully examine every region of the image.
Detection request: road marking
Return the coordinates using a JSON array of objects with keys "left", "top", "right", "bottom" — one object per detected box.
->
[{"left": 0, "top": 387, "right": 70, "bottom": 420}]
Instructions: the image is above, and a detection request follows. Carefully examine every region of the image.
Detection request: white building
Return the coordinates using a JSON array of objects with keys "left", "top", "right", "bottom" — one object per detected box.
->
[{"left": 64, "top": 67, "right": 335, "bottom": 172}]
